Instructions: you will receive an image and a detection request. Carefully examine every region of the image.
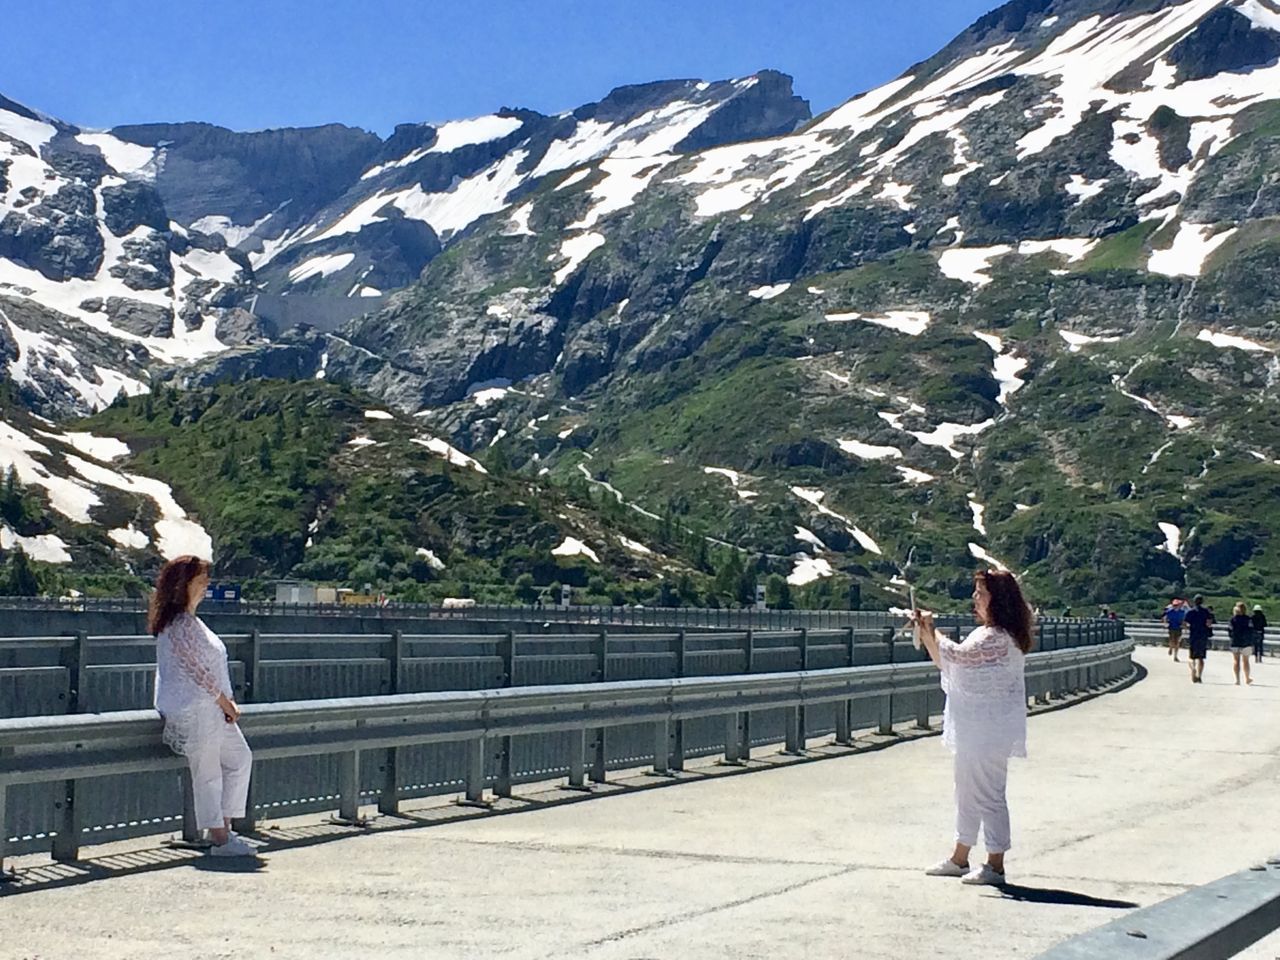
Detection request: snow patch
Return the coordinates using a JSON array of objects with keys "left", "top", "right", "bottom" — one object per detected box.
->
[
  {"left": 747, "top": 282, "right": 791, "bottom": 301},
  {"left": 410, "top": 437, "right": 488, "bottom": 473},
  {"left": 618, "top": 535, "right": 653, "bottom": 555},
  {"left": 108, "top": 523, "right": 151, "bottom": 551},
  {"left": 968, "top": 542, "right": 1008, "bottom": 571},
  {"left": 552, "top": 536, "right": 600, "bottom": 563},
  {"left": 794, "top": 526, "right": 828, "bottom": 551},
  {"left": 1148, "top": 223, "right": 1236, "bottom": 277},
  {"left": 788, "top": 556, "right": 833, "bottom": 587},
  {"left": 1059, "top": 330, "right": 1122, "bottom": 351},
  {"left": 415, "top": 547, "right": 447, "bottom": 570},
  {"left": 1157, "top": 521, "right": 1182, "bottom": 557},
  {"left": 896, "top": 466, "right": 935, "bottom": 484},
  {"left": 968, "top": 497, "right": 987, "bottom": 536},
  {"left": 1196, "top": 329, "right": 1273, "bottom": 353},
  {"left": 552, "top": 232, "right": 606, "bottom": 285},
  {"left": 837, "top": 438, "right": 903, "bottom": 460},
  {"left": 288, "top": 252, "right": 355, "bottom": 285},
  {"left": 0, "top": 525, "right": 72, "bottom": 563}
]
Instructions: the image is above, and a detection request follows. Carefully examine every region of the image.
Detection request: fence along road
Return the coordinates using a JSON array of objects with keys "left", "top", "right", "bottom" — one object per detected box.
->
[
  {"left": 1, "top": 624, "right": 1129, "bottom": 872},
  {"left": 10, "top": 644, "right": 1279, "bottom": 960}
]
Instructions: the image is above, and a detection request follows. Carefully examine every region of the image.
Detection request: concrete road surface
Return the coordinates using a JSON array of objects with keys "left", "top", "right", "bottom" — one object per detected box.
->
[{"left": 5, "top": 646, "right": 1280, "bottom": 960}]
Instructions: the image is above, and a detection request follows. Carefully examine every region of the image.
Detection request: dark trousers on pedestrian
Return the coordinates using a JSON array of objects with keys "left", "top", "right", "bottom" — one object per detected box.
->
[{"left": 1256, "top": 631, "right": 1265, "bottom": 663}]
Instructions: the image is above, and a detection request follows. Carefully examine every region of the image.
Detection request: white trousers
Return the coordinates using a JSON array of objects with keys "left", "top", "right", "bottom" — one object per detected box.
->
[
  {"left": 953, "top": 750, "right": 1011, "bottom": 854},
  {"left": 187, "top": 719, "right": 253, "bottom": 830}
]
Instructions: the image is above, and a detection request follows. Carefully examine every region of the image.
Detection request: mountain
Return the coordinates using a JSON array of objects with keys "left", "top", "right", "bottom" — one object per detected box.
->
[
  {"left": 0, "top": 96, "right": 263, "bottom": 419},
  {"left": 201, "top": 0, "right": 1275, "bottom": 611},
  {"left": 0, "top": 74, "right": 810, "bottom": 418},
  {"left": 107, "top": 72, "right": 810, "bottom": 305},
  {"left": 3, "top": 0, "right": 1280, "bottom": 612}
]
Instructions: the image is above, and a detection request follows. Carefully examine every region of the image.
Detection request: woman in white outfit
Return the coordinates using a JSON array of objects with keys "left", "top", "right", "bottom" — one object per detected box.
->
[
  {"left": 150, "top": 555, "right": 256, "bottom": 858},
  {"left": 913, "top": 569, "right": 1032, "bottom": 886}
]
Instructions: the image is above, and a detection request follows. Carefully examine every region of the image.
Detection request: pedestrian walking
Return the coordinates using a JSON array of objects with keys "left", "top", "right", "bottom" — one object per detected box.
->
[
  {"left": 1162, "top": 598, "right": 1187, "bottom": 661},
  {"left": 1229, "top": 602, "right": 1254, "bottom": 686},
  {"left": 1253, "top": 605, "right": 1268, "bottom": 663},
  {"left": 913, "top": 569, "right": 1033, "bottom": 887},
  {"left": 1183, "top": 595, "right": 1214, "bottom": 684},
  {"left": 150, "top": 555, "right": 257, "bottom": 857}
]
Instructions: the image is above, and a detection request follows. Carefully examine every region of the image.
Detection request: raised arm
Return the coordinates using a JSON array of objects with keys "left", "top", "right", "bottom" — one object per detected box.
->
[{"left": 937, "top": 628, "right": 1011, "bottom": 668}]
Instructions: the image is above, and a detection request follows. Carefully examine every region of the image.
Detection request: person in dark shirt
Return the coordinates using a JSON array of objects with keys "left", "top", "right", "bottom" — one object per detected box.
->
[
  {"left": 1228, "top": 602, "right": 1254, "bottom": 686},
  {"left": 1253, "top": 606, "right": 1268, "bottom": 664},
  {"left": 1183, "top": 595, "right": 1214, "bottom": 684}
]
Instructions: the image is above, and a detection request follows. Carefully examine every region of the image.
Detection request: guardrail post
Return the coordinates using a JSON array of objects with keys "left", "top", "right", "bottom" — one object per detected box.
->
[
  {"left": 790, "top": 628, "right": 809, "bottom": 752},
  {"left": 784, "top": 706, "right": 803, "bottom": 754},
  {"left": 495, "top": 631, "right": 515, "bottom": 799},
  {"left": 739, "top": 629, "right": 754, "bottom": 761},
  {"left": 461, "top": 737, "right": 489, "bottom": 807},
  {"left": 879, "top": 627, "right": 895, "bottom": 735},
  {"left": 333, "top": 749, "right": 363, "bottom": 825},
  {"left": 243, "top": 628, "right": 262, "bottom": 703},
  {"left": 652, "top": 720, "right": 671, "bottom": 775},
  {"left": 378, "top": 630, "right": 404, "bottom": 816},
  {"left": 566, "top": 730, "right": 590, "bottom": 791},
  {"left": 228, "top": 627, "right": 263, "bottom": 834},
  {"left": 591, "top": 631, "right": 608, "bottom": 784},
  {"left": 51, "top": 631, "right": 89, "bottom": 861},
  {"left": 180, "top": 769, "right": 201, "bottom": 844},
  {"left": 63, "top": 630, "right": 88, "bottom": 714},
  {"left": 670, "top": 630, "right": 686, "bottom": 772},
  {"left": 835, "top": 698, "right": 853, "bottom": 745},
  {"left": 0, "top": 780, "right": 12, "bottom": 882}
]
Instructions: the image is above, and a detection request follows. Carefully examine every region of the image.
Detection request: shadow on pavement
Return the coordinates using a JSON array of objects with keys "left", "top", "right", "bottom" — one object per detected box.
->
[{"left": 992, "top": 883, "right": 1138, "bottom": 909}]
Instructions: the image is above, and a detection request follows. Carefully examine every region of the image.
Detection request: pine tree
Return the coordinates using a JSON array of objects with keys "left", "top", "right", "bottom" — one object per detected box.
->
[
  {"left": 4, "top": 547, "right": 40, "bottom": 596},
  {"left": 258, "top": 436, "right": 273, "bottom": 472}
]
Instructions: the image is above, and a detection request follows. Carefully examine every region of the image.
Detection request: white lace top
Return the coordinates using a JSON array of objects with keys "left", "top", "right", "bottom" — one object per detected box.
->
[
  {"left": 939, "top": 625, "right": 1027, "bottom": 758},
  {"left": 154, "top": 613, "right": 233, "bottom": 756}
]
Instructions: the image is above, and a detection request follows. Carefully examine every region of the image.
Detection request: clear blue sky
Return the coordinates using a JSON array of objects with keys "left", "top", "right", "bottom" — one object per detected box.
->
[{"left": 2, "top": 0, "right": 1001, "bottom": 136}]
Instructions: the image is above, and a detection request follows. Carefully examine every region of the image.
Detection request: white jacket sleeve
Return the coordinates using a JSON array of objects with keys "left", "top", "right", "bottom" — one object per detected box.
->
[{"left": 168, "top": 614, "right": 226, "bottom": 699}]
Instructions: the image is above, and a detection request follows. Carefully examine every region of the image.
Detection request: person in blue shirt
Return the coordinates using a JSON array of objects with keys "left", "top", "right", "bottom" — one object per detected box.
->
[
  {"left": 1162, "top": 598, "right": 1187, "bottom": 662},
  {"left": 1183, "top": 595, "right": 1214, "bottom": 683}
]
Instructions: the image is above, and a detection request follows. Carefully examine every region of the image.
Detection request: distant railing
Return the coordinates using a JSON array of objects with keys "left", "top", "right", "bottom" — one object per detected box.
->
[
  {"left": 0, "top": 636, "right": 1135, "bottom": 875},
  {"left": 0, "top": 594, "right": 1132, "bottom": 635}
]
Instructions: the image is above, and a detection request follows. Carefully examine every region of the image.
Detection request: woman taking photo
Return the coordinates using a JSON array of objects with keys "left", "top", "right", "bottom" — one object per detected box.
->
[
  {"left": 150, "top": 555, "right": 256, "bottom": 857},
  {"left": 912, "top": 570, "right": 1034, "bottom": 886}
]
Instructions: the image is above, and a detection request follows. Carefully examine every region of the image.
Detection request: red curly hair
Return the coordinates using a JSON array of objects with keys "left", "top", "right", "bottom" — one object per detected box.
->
[
  {"left": 977, "top": 569, "right": 1035, "bottom": 653},
  {"left": 148, "top": 555, "right": 209, "bottom": 636}
]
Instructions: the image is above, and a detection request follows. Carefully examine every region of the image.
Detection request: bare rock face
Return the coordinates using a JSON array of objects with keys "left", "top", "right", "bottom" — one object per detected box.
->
[
  {"left": 100, "top": 181, "right": 169, "bottom": 236},
  {"left": 103, "top": 297, "right": 174, "bottom": 338},
  {"left": 1168, "top": 7, "right": 1280, "bottom": 82},
  {"left": 109, "top": 234, "right": 174, "bottom": 290},
  {"left": 0, "top": 181, "right": 105, "bottom": 281}
]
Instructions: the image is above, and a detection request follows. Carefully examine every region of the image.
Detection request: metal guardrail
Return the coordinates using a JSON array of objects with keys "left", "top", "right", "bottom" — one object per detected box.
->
[
  {"left": 1035, "top": 855, "right": 1280, "bottom": 959},
  {"left": 0, "top": 637, "right": 1134, "bottom": 875},
  {"left": 0, "top": 594, "right": 1130, "bottom": 634}
]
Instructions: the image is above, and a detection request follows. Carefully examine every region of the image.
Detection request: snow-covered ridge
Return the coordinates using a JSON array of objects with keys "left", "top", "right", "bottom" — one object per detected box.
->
[{"left": 0, "top": 420, "right": 212, "bottom": 561}]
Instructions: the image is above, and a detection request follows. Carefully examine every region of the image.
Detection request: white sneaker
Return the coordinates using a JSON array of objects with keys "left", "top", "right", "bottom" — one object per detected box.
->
[
  {"left": 961, "top": 863, "right": 1007, "bottom": 886},
  {"left": 925, "top": 858, "right": 969, "bottom": 877},
  {"left": 209, "top": 835, "right": 257, "bottom": 858}
]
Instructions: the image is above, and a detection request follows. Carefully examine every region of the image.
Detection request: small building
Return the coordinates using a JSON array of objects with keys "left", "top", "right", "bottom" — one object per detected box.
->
[{"left": 274, "top": 581, "right": 318, "bottom": 604}]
